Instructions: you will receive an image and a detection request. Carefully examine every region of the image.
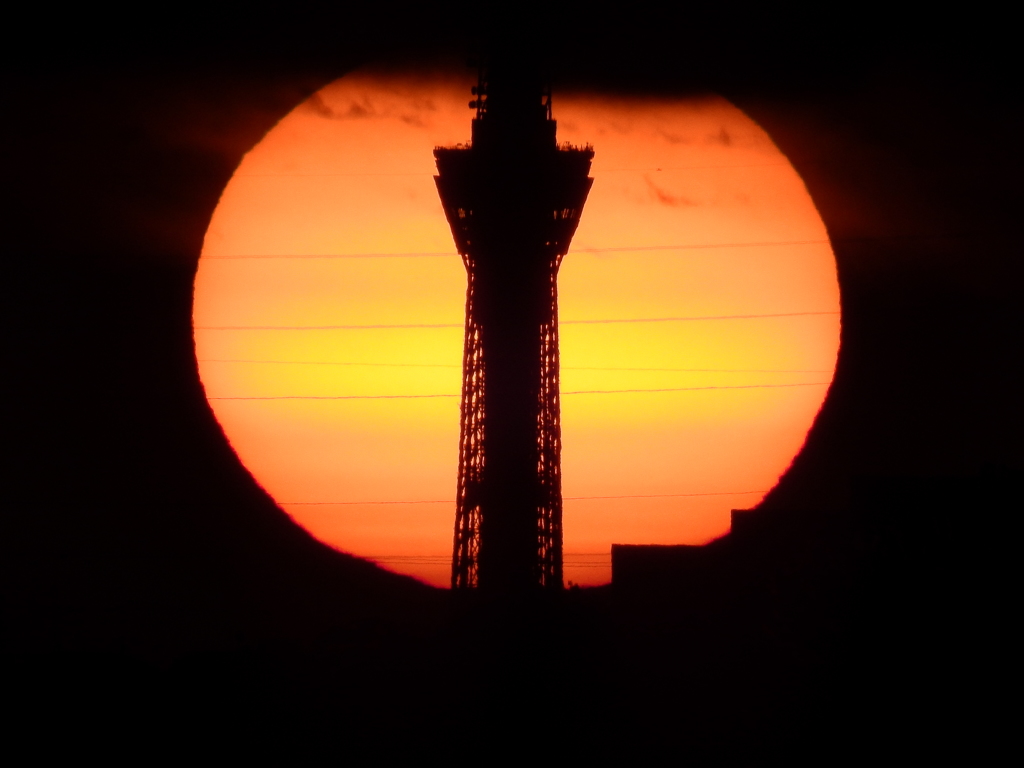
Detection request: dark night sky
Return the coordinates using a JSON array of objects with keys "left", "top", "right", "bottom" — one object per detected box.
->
[{"left": 3, "top": 5, "right": 1020, "bottom": 752}]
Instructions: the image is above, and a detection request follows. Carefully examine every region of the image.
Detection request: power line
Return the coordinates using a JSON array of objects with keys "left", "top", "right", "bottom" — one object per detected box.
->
[
  {"left": 199, "top": 233, "right": 974, "bottom": 261},
  {"left": 201, "top": 238, "right": 830, "bottom": 259},
  {"left": 205, "top": 251, "right": 453, "bottom": 260},
  {"left": 569, "top": 365, "right": 831, "bottom": 374},
  {"left": 207, "top": 381, "right": 830, "bottom": 400},
  {"left": 233, "top": 172, "right": 434, "bottom": 177},
  {"left": 570, "top": 240, "right": 827, "bottom": 254},
  {"left": 279, "top": 490, "right": 766, "bottom": 505},
  {"left": 199, "top": 322, "right": 462, "bottom": 331},
  {"left": 561, "top": 311, "right": 838, "bottom": 325},
  {"left": 566, "top": 490, "right": 763, "bottom": 500},
  {"left": 228, "top": 163, "right": 791, "bottom": 179},
  {"left": 198, "top": 359, "right": 832, "bottom": 374},
  {"left": 561, "top": 382, "right": 829, "bottom": 395},
  {"left": 195, "top": 311, "right": 838, "bottom": 331},
  {"left": 209, "top": 393, "right": 458, "bottom": 400},
  {"left": 282, "top": 499, "right": 452, "bottom": 505},
  {"left": 201, "top": 359, "right": 461, "bottom": 368}
]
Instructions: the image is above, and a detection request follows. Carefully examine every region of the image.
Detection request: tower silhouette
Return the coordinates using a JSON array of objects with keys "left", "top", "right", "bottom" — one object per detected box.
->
[{"left": 434, "top": 63, "right": 594, "bottom": 591}]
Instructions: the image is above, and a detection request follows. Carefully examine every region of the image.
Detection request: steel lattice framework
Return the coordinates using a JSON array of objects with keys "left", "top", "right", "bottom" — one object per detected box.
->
[
  {"left": 435, "top": 64, "right": 593, "bottom": 591},
  {"left": 451, "top": 268, "right": 485, "bottom": 588},
  {"left": 535, "top": 265, "right": 564, "bottom": 587}
]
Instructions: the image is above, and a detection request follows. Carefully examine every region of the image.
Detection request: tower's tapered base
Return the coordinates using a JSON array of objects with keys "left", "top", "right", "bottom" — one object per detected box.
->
[{"left": 451, "top": 262, "right": 564, "bottom": 590}]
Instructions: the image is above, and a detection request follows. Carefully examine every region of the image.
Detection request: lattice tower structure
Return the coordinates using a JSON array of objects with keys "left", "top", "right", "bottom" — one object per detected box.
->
[{"left": 434, "top": 65, "right": 594, "bottom": 591}]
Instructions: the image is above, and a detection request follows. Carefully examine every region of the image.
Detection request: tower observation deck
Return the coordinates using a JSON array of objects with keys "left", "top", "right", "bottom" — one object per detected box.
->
[{"left": 434, "top": 64, "right": 594, "bottom": 591}]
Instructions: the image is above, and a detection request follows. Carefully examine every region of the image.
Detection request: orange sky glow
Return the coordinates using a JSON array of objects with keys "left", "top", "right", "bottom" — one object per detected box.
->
[{"left": 192, "top": 66, "right": 841, "bottom": 587}]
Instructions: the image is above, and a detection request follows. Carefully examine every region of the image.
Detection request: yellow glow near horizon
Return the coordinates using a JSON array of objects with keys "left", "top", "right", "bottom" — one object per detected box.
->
[{"left": 193, "top": 66, "right": 840, "bottom": 587}]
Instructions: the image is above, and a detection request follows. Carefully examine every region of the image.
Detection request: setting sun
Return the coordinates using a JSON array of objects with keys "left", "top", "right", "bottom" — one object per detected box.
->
[{"left": 192, "top": 65, "right": 840, "bottom": 587}]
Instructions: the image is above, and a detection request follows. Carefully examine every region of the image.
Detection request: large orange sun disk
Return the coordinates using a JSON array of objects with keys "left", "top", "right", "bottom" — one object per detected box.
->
[{"left": 193, "top": 66, "right": 840, "bottom": 587}]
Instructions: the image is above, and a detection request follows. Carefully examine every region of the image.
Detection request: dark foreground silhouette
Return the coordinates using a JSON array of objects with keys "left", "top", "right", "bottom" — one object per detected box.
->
[{"left": 5, "top": 470, "right": 1013, "bottom": 757}]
